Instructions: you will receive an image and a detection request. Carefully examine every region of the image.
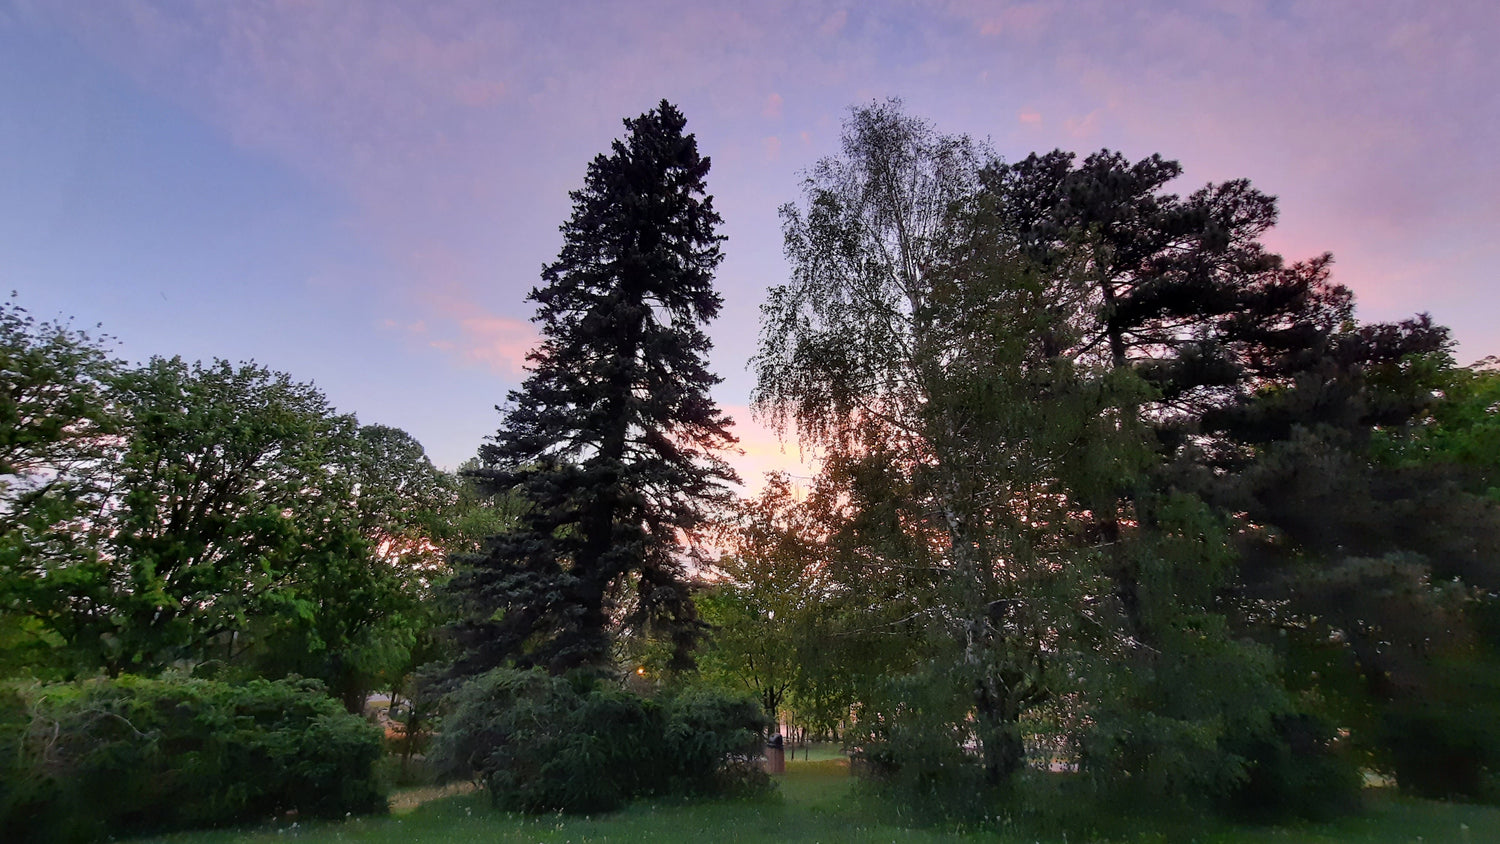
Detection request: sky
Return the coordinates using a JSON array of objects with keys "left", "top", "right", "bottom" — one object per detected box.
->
[{"left": 3, "top": 0, "right": 1497, "bottom": 482}]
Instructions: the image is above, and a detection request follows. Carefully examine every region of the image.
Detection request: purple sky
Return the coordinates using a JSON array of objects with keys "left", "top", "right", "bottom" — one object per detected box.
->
[{"left": 4, "top": 1, "right": 1497, "bottom": 479}]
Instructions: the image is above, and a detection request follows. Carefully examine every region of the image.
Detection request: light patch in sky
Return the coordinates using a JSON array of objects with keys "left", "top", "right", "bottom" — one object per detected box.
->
[{"left": 4, "top": 0, "right": 1497, "bottom": 470}]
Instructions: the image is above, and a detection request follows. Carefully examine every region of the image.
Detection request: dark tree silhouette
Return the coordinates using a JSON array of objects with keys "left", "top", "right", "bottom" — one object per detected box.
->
[{"left": 449, "top": 100, "right": 737, "bottom": 676}]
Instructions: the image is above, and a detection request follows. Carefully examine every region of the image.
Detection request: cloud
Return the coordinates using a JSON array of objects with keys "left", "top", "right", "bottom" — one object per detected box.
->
[
  {"left": 998, "top": 2, "right": 1494, "bottom": 354},
  {"left": 964, "top": 2, "right": 1049, "bottom": 37},
  {"left": 376, "top": 240, "right": 540, "bottom": 375},
  {"left": 1063, "top": 109, "right": 1099, "bottom": 139},
  {"left": 25, "top": 0, "right": 884, "bottom": 348},
  {"left": 818, "top": 9, "right": 848, "bottom": 37},
  {"left": 386, "top": 319, "right": 427, "bottom": 334},
  {"left": 763, "top": 91, "right": 783, "bottom": 119},
  {"left": 458, "top": 315, "right": 535, "bottom": 375},
  {"left": 762, "top": 135, "right": 782, "bottom": 160},
  {"left": 387, "top": 304, "right": 535, "bottom": 376},
  {"left": 26, "top": 0, "right": 1499, "bottom": 369},
  {"left": 453, "top": 77, "right": 508, "bottom": 107},
  {"left": 719, "top": 404, "right": 817, "bottom": 495},
  {"left": 1018, "top": 109, "right": 1042, "bottom": 125}
]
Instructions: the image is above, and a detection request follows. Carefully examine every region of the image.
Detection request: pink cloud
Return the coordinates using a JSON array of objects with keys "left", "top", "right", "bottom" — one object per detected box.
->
[
  {"left": 458, "top": 315, "right": 535, "bottom": 375},
  {"left": 1018, "top": 109, "right": 1042, "bottom": 125},
  {"left": 970, "top": 2, "right": 1048, "bottom": 37},
  {"left": 379, "top": 317, "right": 428, "bottom": 336},
  {"left": 762, "top": 135, "right": 782, "bottom": 160},
  {"left": 453, "top": 78, "right": 508, "bottom": 107},
  {"left": 383, "top": 304, "right": 532, "bottom": 372},
  {"left": 1063, "top": 109, "right": 1100, "bottom": 139},
  {"left": 818, "top": 9, "right": 848, "bottom": 37},
  {"left": 720, "top": 405, "right": 818, "bottom": 496},
  {"left": 763, "top": 92, "right": 783, "bottom": 119},
  {"left": 31, "top": 0, "right": 1497, "bottom": 368},
  {"left": 387, "top": 242, "right": 538, "bottom": 375}
]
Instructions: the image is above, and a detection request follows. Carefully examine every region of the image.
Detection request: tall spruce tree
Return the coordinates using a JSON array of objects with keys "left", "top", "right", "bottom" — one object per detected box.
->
[{"left": 449, "top": 101, "right": 737, "bottom": 677}]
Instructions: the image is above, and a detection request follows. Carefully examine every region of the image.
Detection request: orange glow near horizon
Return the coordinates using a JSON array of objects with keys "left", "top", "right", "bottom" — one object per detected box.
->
[{"left": 722, "top": 405, "right": 819, "bottom": 497}]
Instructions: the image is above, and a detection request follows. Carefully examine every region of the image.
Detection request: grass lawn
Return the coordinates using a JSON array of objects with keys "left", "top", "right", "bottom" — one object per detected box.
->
[{"left": 136, "top": 757, "right": 1500, "bottom": 843}]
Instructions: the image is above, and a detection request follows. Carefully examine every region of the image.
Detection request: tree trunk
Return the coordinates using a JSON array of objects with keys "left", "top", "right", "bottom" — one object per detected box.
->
[{"left": 975, "top": 690, "right": 1026, "bottom": 785}]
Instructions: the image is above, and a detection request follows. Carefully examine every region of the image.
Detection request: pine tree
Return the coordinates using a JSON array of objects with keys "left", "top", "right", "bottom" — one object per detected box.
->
[{"left": 449, "top": 101, "right": 737, "bottom": 676}]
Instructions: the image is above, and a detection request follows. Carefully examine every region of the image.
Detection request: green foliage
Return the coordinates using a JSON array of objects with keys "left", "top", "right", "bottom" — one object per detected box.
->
[
  {"left": 1218, "top": 713, "right": 1364, "bottom": 822},
  {"left": 1211, "top": 324, "right": 1500, "bottom": 803},
  {"left": 1375, "top": 357, "right": 1500, "bottom": 501},
  {"left": 0, "top": 321, "right": 462, "bottom": 703},
  {"left": 448, "top": 457, "right": 527, "bottom": 553},
  {"left": 696, "top": 584, "right": 796, "bottom": 717},
  {"left": 1376, "top": 622, "right": 1500, "bottom": 801},
  {"left": 1071, "top": 496, "right": 1252, "bottom": 793},
  {"left": 100, "top": 357, "right": 361, "bottom": 675},
  {"left": 660, "top": 686, "right": 775, "bottom": 795},
  {"left": 0, "top": 296, "right": 119, "bottom": 480},
  {"left": 755, "top": 100, "right": 1128, "bottom": 790},
  {"left": 751, "top": 100, "right": 1383, "bottom": 825},
  {"left": 697, "top": 473, "right": 855, "bottom": 733},
  {"left": 0, "top": 676, "right": 384, "bottom": 842},
  {"left": 245, "top": 422, "right": 459, "bottom": 710},
  {"left": 848, "top": 672, "right": 991, "bottom": 823},
  {"left": 0, "top": 297, "right": 121, "bottom": 676},
  {"left": 431, "top": 668, "right": 769, "bottom": 814},
  {"left": 1078, "top": 621, "right": 1284, "bottom": 808}
]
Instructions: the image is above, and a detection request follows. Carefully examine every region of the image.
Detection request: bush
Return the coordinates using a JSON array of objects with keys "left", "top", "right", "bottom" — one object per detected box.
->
[
  {"left": 660, "top": 686, "right": 770, "bottom": 795},
  {"left": 845, "top": 673, "right": 991, "bottom": 824},
  {"left": 1372, "top": 649, "right": 1500, "bottom": 802},
  {"left": 0, "top": 676, "right": 385, "bottom": 842},
  {"left": 430, "top": 669, "right": 769, "bottom": 813},
  {"left": 1382, "top": 699, "right": 1500, "bottom": 801},
  {"left": 853, "top": 716, "right": 988, "bottom": 823},
  {"left": 1218, "top": 713, "right": 1363, "bottom": 821}
]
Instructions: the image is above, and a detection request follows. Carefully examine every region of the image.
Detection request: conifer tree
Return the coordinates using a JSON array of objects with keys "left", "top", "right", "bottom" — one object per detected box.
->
[{"left": 449, "top": 101, "right": 737, "bottom": 676}]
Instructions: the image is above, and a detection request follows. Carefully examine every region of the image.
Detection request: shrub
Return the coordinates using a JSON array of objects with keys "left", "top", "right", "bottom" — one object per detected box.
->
[
  {"left": 845, "top": 673, "right": 991, "bottom": 824},
  {"left": 0, "top": 676, "right": 385, "bottom": 842},
  {"left": 1367, "top": 648, "right": 1500, "bottom": 803},
  {"left": 660, "top": 686, "right": 770, "bottom": 795},
  {"left": 853, "top": 715, "right": 988, "bottom": 823},
  {"left": 1218, "top": 713, "right": 1363, "bottom": 821},
  {"left": 1382, "top": 697, "right": 1500, "bottom": 801},
  {"left": 430, "top": 669, "right": 769, "bottom": 813}
]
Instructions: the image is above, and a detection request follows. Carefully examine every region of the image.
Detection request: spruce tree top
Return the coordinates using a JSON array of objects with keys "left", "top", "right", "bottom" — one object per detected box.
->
[{"left": 487, "top": 101, "right": 732, "bottom": 472}]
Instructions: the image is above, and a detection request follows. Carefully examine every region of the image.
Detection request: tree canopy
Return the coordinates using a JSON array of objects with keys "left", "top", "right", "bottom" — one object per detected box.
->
[
  {"left": 0, "top": 320, "right": 464, "bottom": 709},
  {"left": 750, "top": 100, "right": 1500, "bottom": 814}
]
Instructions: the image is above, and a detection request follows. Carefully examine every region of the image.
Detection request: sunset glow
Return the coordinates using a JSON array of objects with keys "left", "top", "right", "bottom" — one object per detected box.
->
[{"left": 4, "top": 1, "right": 1495, "bottom": 474}]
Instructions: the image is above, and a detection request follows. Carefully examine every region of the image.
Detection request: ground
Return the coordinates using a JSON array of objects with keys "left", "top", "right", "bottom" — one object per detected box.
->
[{"left": 137, "top": 754, "right": 1500, "bottom": 843}]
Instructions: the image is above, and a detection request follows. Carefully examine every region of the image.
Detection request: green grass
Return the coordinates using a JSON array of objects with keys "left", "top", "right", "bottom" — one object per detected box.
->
[
  {"left": 1209, "top": 797, "right": 1498, "bottom": 843},
  {"left": 134, "top": 758, "right": 1500, "bottom": 844},
  {"left": 781, "top": 741, "right": 851, "bottom": 763}
]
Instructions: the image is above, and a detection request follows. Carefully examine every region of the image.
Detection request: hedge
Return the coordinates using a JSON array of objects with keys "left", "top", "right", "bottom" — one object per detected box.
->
[{"left": 0, "top": 675, "right": 385, "bottom": 842}]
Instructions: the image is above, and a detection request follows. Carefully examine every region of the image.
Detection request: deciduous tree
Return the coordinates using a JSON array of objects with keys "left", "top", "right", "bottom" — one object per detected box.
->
[
  {"left": 755, "top": 102, "right": 1154, "bottom": 783},
  {"left": 0, "top": 298, "right": 120, "bottom": 675}
]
